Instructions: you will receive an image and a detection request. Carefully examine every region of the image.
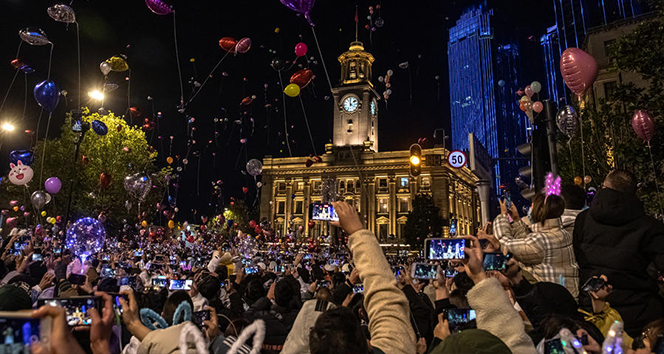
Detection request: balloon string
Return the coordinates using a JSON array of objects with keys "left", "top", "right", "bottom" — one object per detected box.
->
[
  {"left": 186, "top": 51, "right": 230, "bottom": 107},
  {"left": 47, "top": 43, "right": 54, "bottom": 80},
  {"left": 647, "top": 143, "right": 664, "bottom": 216},
  {"left": 22, "top": 74, "right": 28, "bottom": 121},
  {"left": 172, "top": 11, "right": 184, "bottom": 107},
  {"left": 298, "top": 96, "right": 317, "bottom": 156},
  {"left": 0, "top": 69, "right": 20, "bottom": 115},
  {"left": 39, "top": 112, "right": 53, "bottom": 186},
  {"left": 127, "top": 69, "right": 132, "bottom": 121},
  {"left": 310, "top": 26, "right": 334, "bottom": 93},
  {"left": 578, "top": 95, "right": 586, "bottom": 182},
  {"left": 76, "top": 22, "right": 81, "bottom": 109},
  {"left": 567, "top": 140, "right": 576, "bottom": 174},
  {"left": 277, "top": 71, "right": 293, "bottom": 157}
]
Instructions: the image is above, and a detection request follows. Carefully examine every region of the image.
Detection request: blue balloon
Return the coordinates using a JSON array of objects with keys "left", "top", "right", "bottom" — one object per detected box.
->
[
  {"left": 10, "top": 150, "right": 34, "bottom": 166},
  {"left": 227, "top": 219, "right": 234, "bottom": 228},
  {"left": 91, "top": 120, "right": 108, "bottom": 136},
  {"left": 65, "top": 217, "right": 107, "bottom": 259},
  {"left": 498, "top": 79, "right": 505, "bottom": 87},
  {"left": 33, "top": 80, "right": 60, "bottom": 112},
  {"left": 20, "top": 66, "right": 35, "bottom": 74}
]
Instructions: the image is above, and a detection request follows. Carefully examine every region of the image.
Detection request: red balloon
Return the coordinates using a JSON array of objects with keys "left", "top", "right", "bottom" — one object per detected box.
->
[
  {"left": 242, "top": 187, "right": 248, "bottom": 194},
  {"left": 294, "top": 42, "right": 308, "bottom": 57},
  {"left": 560, "top": 48, "right": 598, "bottom": 97},
  {"left": 249, "top": 220, "right": 257, "bottom": 228},
  {"left": 254, "top": 226, "right": 262, "bottom": 234},
  {"left": 10, "top": 59, "right": 25, "bottom": 70},
  {"left": 81, "top": 155, "right": 89, "bottom": 165},
  {"left": 290, "top": 69, "right": 314, "bottom": 89},
  {"left": 100, "top": 172, "right": 112, "bottom": 188},
  {"left": 219, "top": 37, "right": 237, "bottom": 53},
  {"left": 632, "top": 110, "right": 656, "bottom": 142},
  {"left": 308, "top": 220, "right": 315, "bottom": 227},
  {"left": 130, "top": 107, "right": 141, "bottom": 118},
  {"left": 241, "top": 96, "right": 253, "bottom": 105},
  {"left": 305, "top": 159, "right": 314, "bottom": 167}
]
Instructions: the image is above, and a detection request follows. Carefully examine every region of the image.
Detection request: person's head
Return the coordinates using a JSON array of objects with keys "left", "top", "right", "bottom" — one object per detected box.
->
[
  {"left": 161, "top": 290, "right": 194, "bottom": 325},
  {"left": 97, "top": 277, "right": 120, "bottom": 293},
  {"left": 530, "top": 193, "right": 565, "bottom": 224},
  {"left": 274, "top": 279, "right": 294, "bottom": 308},
  {"left": 310, "top": 307, "right": 369, "bottom": 354},
  {"left": 315, "top": 287, "right": 332, "bottom": 301},
  {"left": 449, "top": 289, "right": 469, "bottom": 309},
  {"left": 561, "top": 184, "right": 586, "bottom": 210},
  {"left": 604, "top": 169, "right": 637, "bottom": 195},
  {"left": 635, "top": 318, "right": 664, "bottom": 354},
  {"left": 452, "top": 272, "right": 474, "bottom": 294},
  {"left": 196, "top": 273, "right": 221, "bottom": 300},
  {"left": 245, "top": 279, "right": 266, "bottom": 303}
]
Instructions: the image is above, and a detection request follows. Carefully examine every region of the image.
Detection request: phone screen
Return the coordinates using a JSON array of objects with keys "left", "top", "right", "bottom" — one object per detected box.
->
[
  {"left": 0, "top": 316, "right": 41, "bottom": 350},
  {"left": 152, "top": 278, "right": 168, "bottom": 289},
  {"left": 310, "top": 203, "right": 339, "bottom": 221},
  {"left": 426, "top": 238, "right": 465, "bottom": 260},
  {"left": 446, "top": 308, "right": 477, "bottom": 332},
  {"left": 482, "top": 253, "right": 511, "bottom": 271},
  {"left": 444, "top": 267, "right": 458, "bottom": 278},
  {"left": 544, "top": 338, "right": 565, "bottom": 354},
  {"left": 39, "top": 297, "right": 100, "bottom": 326},
  {"left": 317, "top": 280, "right": 331, "bottom": 289},
  {"left": 168, "top": 279, "right": 193, "bottom": 291},
  {"left": 120, "top": 276, "right": 136, "bottom": 287},
  {"left": 352, "top": 284, "right": 364, "bottom": 294},
  {"left": 245, "top": 266, "right": 259, "bottom": 274},
  {"left": 581, "top": 277, "right": 606, "bottom": 293},
  {"left": 192, "top": 310, "right": 210, "bottom": 328},
  {"left": 449, "top": 219, "right": 458, "bottom": 237},
  {"left": 100, "top": 268, "right": 115, "bottom": 278},
  {"left": 68, "top": 273, "right": 87, "bottom": 285},
  {"left": 411, "top": 263, "right": 438, "bottom": 280},
  {"left": 32, "top": 253, "right": 43, "bottom": 262}
]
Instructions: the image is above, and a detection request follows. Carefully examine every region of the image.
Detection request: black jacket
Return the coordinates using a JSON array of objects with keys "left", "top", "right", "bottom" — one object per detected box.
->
[
  {"left": 245, "top": 297, "right": 299, "bottom": 346},
  {"left": 573, "top": 188, "right": 664, "bottom": 337}
]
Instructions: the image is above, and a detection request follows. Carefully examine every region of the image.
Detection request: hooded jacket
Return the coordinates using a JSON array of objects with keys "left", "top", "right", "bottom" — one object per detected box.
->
[
  {"left": 281, "top": 299, "right": 336, "bottom": 354},
  {"left": 573, "top": 187, "right": 664, "bottom": 337}
]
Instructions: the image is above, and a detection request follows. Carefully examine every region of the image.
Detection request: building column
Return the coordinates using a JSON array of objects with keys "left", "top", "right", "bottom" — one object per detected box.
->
[
  {"left": 476, "top": 179, "right": 491, "bottom": 226},
  {"left": 431, "top": 171, "right": 450, "bottom": 235},
  {"left": 388, "top": 174, "right": 397, "bottom": 239},
  {"left": 303, "top": 178, "right": 311, "bottom": 239},
  {"left": 260, "top": 175, "right": 274, "bottom": 224},
  {"left": 365, "top": 176, "right": 376, "bottom": 234},
  {"left": 285, "top": 178, "right": 293, "bottom": 237}
]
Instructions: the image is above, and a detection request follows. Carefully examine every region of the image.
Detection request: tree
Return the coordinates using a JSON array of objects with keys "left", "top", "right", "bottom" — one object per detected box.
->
[
  {"left": 403, "top": 193, "right": 445, "bottom": 248},
  {"left": 0, "top": 108, "right": 172, "bottom": 230},
  {"left": 557, "top": 11, "right": 664, "bottom": 216},
  {"left": 206, "top": 199, "right": 258, "bottom": 238}
]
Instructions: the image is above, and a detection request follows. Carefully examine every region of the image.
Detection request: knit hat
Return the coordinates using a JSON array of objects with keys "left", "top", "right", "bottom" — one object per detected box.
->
[
  {"left": 0, "top": 282, "right": 33, "bottom": 311},
  {"left": 429, "top": 329, "right": 513, "bottom": 354}
]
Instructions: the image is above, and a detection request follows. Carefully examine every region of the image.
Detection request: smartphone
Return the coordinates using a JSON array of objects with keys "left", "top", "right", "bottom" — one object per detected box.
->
[
  {"left": 102, "top": 254, "right": 110, "bottom": 261},
  {"left": 425, "top": 238, "right": 465, "bottom": 260},
  {"left": 310, "top": 203, "right": 339, "bottom": 222},
  {"left": 154, "top": 255, "right": 166, "bottom": 262},
  {"left": 107, "top": 293, "right": 128, "bottom": 314},
  {"left": 274, "top": 265, "right": 285, "bottom": 273},
  {"left": 32, "top": 252, "right": 43, "bottom": 262},
  {"left": 504, "top": 190, "right": 513, "bottom": 210},
  {"left": 245, "top": 266, "right": 259, "bottom": 275},
  {"left": 444, "top": 267, "right": 458, "bottom": 278},
  {"left": 577, "top": 333, "right": 589, "bottom": 346},
  {"left": 317, "top": 280, "right": 331, "bottom": 289},
  {"left": 168, "top": 279, "right": 193, "bottom": 291},
  {"left": 53, "top": 248, "right": 62, "bottom": 255},
  {"left": 192, "top": 310, "right": 211, "bottom": 328},
  {"left": 134, "top": 249, "right": 143, "bottom": 257},
  {"left": 0, "top": 311, "right": 50, "bottom": 352},
  {"left": 68, "top": 273, "right": 87, "bottom": 285},
  {"left": 581, "top": 277, "right": 606, "bottom": 293},
  {"left": 449, "top": 219, "right": 458, "bottom": 237},
  {"left": 180, "top": 261, "right": 191, "bottom": 271},
  {"left": 543, "top": 338, "right": 565, "bottom": 354},
  {"left": 328, "top": 259, "right": 340, "bottom": 267},
  {"left": 445, "top": 308, "right": 477, "bottom": 332},
  {"left": 392, "top": 266, "right": 404, "bottom": 278},
  {"left": 411, "top": 263, "right": 438, "bottom": 280},
  {"left": 150, "top": 263, "right": 163, "bottom": 271},
  {"left": 39, "top": 297, "right": 101, "bottom": 326},
  {"left": 352, "top": 283, "right": 364, "bottom": 294},
  {"left": 303, "top": 254, "right": 312, "bottom": 260},
  {"left": 152, "top": 278, "right": 168, "bottom": 289},
  {"left": 482, "top": 253, "right": 512, "bottom": 272},
  {"left": 120, "top": 276, "right": 137, "bottom": 288},
  {"left": 100, "top": 267, "right": 116, "bottom": 278}
]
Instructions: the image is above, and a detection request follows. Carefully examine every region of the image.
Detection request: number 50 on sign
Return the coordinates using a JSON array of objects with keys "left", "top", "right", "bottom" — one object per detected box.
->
[{"left": 448, "top": 150, "right": 467, "bottom": 169}]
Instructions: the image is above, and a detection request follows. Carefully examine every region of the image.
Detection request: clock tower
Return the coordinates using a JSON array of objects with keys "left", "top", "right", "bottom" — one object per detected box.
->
[{"left": 332, "top": 41, "right": 380, "bottom": 151}]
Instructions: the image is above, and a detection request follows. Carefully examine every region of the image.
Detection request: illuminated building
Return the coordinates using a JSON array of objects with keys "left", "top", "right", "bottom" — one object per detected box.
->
[{"left": 260, "top": 41, "right": 480, "bottom": 244}]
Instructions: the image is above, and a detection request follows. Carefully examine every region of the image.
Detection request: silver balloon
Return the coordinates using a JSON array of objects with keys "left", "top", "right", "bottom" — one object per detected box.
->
[
  {"left": 31, "top": 190, "right": 48, "bottom": 210},
  {"left": 123, "top": 173, "right": 151, "bottom": 201},
  {"left": 100, "top": 61, "right": 112, "bottom": 76},
  {"left": 556, "top": 105, "right": 579, "bottom": 139},
  {"left": 246, "top": 159, "right": 263, "bottom": 177},
  {"left": 47, "top": 4, "right": 76, "bottom": 23},
  {"left": 18, "top": 28, "right": 51, "bottom": 46},
  {"left": 45, "top": 192, "right": 52, "bottom": 205},
  {"left": 103, "top": 82, "right": 119, "bottom": 92}
]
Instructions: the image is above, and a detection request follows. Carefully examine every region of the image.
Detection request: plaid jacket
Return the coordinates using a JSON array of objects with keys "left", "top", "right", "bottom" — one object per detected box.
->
[{"left": 493, "top": 214, "right": 579, "bottom": 299}]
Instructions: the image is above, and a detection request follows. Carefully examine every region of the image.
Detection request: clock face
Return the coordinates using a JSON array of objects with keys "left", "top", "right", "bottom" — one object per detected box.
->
[
  {"left": 343, "top": 96, "right": 359, "bottom": 113},
  {"left": 370, "top": 100, "right": 376, "bottom": 115}
]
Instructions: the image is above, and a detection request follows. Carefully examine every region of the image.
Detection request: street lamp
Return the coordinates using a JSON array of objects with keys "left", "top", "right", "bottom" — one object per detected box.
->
[
  {"left": 88, "top": 90, "right": 104, "bottom": 101},
  {"left": 1, "top": 122, "right": 15, "bottom": 132}
]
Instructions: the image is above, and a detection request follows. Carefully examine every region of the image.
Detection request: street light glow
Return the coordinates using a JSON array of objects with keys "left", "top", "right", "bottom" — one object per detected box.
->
[
  {"left": 1, "top": 123, "right": 15, "bottom": 132},
  {"left": 410, "top": 155, "right": 420, "bottom": 166},
  {"left": 88, "top": 90, "right": 105, "bottom": 101}
]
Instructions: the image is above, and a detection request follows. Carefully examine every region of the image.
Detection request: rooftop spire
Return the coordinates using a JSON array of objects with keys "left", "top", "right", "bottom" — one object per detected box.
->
[{"left": 355, "top": 5, "right": 359, "bottom": 42}]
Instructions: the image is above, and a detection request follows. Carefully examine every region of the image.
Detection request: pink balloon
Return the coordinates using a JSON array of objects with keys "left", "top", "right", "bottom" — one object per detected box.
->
[
  {"left": 532, "top": 101, "right": 543, "bottom": 113},
  {"left": 235, "top": 37, "right": 252, "bottom": 54},
  {"left": 560, "top": 48, "right": 598, "bottom": 97},
  {"left": 525, "top": 86, "right": 534, "bottom": 98},
  {"left": 294, "top": 42, "right": 308, "bottom": 57},
  {"left": 144, "top": 0, "right": 172, "bottom": 15},
  {"left": 632, "top": 110, "right": 656, "bottom": 142}
]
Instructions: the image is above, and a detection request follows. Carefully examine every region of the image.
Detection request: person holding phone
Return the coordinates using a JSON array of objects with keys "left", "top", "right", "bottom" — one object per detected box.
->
[{"left": 493, "top": 193, "right": 579, "bottom": 299}]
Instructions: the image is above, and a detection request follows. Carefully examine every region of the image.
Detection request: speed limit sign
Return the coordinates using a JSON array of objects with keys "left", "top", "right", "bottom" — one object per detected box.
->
[{"left": 448, "top": 150, "right": 467, "bottom": 169}]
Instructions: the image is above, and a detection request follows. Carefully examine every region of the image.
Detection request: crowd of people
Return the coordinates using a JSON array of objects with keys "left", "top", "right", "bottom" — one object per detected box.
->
[{"left": 0, "top": 169, "right": 663, "bottom": 354}]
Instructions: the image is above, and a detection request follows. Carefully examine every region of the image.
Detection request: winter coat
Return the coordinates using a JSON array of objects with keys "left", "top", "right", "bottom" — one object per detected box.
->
[
  {"left": 281, "top": 299, "right": 335, "bottom": 354},
  {"left": 245, "top": 297, "right": 299, "bottom": 347},
  {"left": 573, "top": 188, "right": 664, "bottom": 337}
]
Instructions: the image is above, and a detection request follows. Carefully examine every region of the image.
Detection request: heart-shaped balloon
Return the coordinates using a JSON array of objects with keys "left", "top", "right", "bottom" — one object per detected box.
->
[
  {"left": 18, "top": 28, "right": 50, "bottom": 46},
  {"left": 632, "top": 110, "right": 656, "bottom": 142},
  {"left": 560, "top": 48, "right": 598, "bottom": 97},
  {"left": 219, "top": 37, "right": 237, "bottom": 53},
  {"left": 10, "top": 150, "right": 34, "bottom": 166},
  {"left": 144, "top": 0, "right": 173, "bottom": 15},
  {"left": 34, "top": 80, "right": 60, "bottom": 112},
  {"left": 235, "top": 37, "right": 252, "bottom": 54},
  {"left": 290, "top": 69, "right": 314, "bottom": 88},
  {"left": 47, "top": 4, "right": 76, "bottom": 23}
]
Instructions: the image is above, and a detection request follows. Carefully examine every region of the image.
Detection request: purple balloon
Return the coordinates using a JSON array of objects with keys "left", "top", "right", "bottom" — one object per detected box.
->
[
  {"left": 145, "top": 0, "right": 172, "bottom": 15},
  {"left": 45, "top": 177, "right": 62, "bottom": 194},
  {"left": 279, "top": 0, "right": 316, "bottom": 26},
  {"left": 632, "top": 110, "right": 656, "bottom": 143}
]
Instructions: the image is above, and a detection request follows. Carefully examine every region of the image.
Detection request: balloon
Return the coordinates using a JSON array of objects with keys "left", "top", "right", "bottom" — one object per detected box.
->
[
  {"left": 242, "top": 187, "right": 249, "bottom": 194},
  {"left": 632, "top": 110, "right": 656, "bottom": 142},
  {"left": 11, "top": 59, "right": 25, "bottom": 70},
  {"left": 271, "top": 57, "right": 285, "bottom": 71},
  {"left": 556, "top": 105, "right": 579, "bottom": 139},
  {"left": 8, "top": 160, "right": 33, "bottom": 186},
  {"left": 124, "top": 173, "right": 152, "bottom": 201},
  {"left": 41, "top": 211, "right": 47, "bottom": 217},
  {"left": 235, "top": 37, "right": 252, "bottom": 54},
  {"left": 166, "top": 156, "right": 174, "bottom": 164},
  {"left": 34, "top": 80, "right": 60, "bottom": 112},
  {"left": 294, "top": 42, "right": 308, "bottom": 57},
  {"left": 532, "top": 101, "right": 543, "bottom": 113},
  {"left": 398, "top": 61, "right": 409, "bottom": 69},
  {"left": 241, "top": 96, "right": 253, "bottom": 105},
  {"left": 168, "top": 220, "right": 175, "bottom": 229},
  {"left": 106, "top": 56, "right": 129, "bottom": 72},
  {"left": 65, "top": 217, "right": 107, "bottom": 259},
  {"left": 9, "top": 201, "right": 18, "bottom": 207},
  {"left": 47, "top": 4, "right": 76, "bottom": 23},
  {"left": 305, "top": 159, "right": 314, "bottom": 167},
  {"left": 104, "top": 82, "right": 119, "bottom": 91},
  {"left": 249, "top": 220, "right": 257, "bottom": 228},
  {"left": 525, "top": 85, "right": 534, "bottom": 98},
  {"left": 31, "top": 190, "right": 48, "bottom": 210},
  {"left": 141, "top": 220, "right": 148, "bottom": 228},
  {"left": 497, "top": 79, "right": 505, "bottom": 87},
  {"left": 144, "top": 0, "right": 173, "bottom": 15},
  {"left": 279, "top": 0, "right": 316, "bottom": 25},
  {"left": 10, "top": 150, "right": 34, "bottom": 166},
  {"left": 20, "top": 66, "right": 34, "bottom": 74},
  {"left": 257, "top": 181, "right": 262, "bottom": 188},
  {"left": 99, "top": 61, "right": 112, "bottom": 76},
  {"left": 530, "top": 81, "right": 542, "bottom": 93},
  {"left": 219, "top": 37, "right": 237, "bottom": 53},
  {"left": 574, "top": 176, "right": 583, "bottom": 186},
  {"left": 92, "top": 120, "right": 108, "bottom": 135},
  {"left": 584, "top": 175, "right": 592, "bottom": 184},
  {"left": 18, "top": 28, "right": 50, "bottom": 46},
  {"left": 100, "top": 173, "right": 112, "bottom": 188},
  {"left": 44, "top": 177, "right": 61, "bottom": 194},
  {"left": 284, "top": 84, "right": 301, "bottom": 97},
  {"left": 246, "top": 159, "right": 263, "bottom": 176},
  {"left": 387, "top": 69, "right": 394, "bottom": 76},
  {"left": 290, "top": 69, "right": 314, "bottom": 88},
  {"left": 560, "top": 48, "right": 598, "bottom": 97}
]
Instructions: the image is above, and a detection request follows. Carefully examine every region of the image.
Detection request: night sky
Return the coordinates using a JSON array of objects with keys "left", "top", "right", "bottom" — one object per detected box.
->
[{"left": 0, "top": 0, "right": 553, "bottom": 220}]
